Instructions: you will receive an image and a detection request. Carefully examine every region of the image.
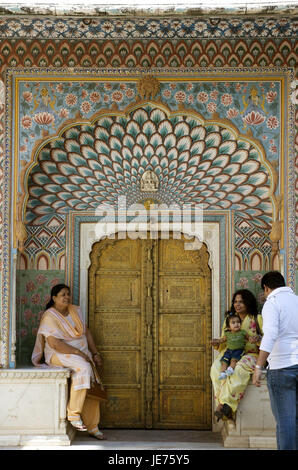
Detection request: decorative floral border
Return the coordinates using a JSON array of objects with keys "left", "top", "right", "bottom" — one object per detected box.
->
[{"left": 0, "top": 16, "right": 296, "bottom": 39}]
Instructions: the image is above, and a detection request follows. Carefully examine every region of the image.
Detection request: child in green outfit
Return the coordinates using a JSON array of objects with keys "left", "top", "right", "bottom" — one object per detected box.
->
[{"left": 211, "top": 313, "right": 251, "bottom": 380}]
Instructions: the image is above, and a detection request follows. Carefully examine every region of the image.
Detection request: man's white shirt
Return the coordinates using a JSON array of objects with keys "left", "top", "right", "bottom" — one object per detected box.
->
[{"left": 260, "top": 287, "right": 298, "bottom": 369}]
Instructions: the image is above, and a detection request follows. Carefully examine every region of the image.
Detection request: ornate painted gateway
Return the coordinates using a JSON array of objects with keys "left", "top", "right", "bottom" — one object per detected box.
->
[{"left": 0, "top": 12, "right": 296, "bottom": 431}]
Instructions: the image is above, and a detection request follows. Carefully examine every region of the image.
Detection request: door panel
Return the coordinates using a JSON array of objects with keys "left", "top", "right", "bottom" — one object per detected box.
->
[
  {"left": 154, "top": 238, "right": 212, "bottom": 429},
  {"left": 89, "top": 235, "right": 212, "bottom": 429},
  {"left": 89, "top": 238, "right": 145, "bottom": 428}
]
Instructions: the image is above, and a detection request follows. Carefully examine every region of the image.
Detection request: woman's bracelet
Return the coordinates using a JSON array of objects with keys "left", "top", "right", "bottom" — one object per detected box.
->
[
  {"left": 92, "top": 352, "right": 100, "bottom": 357},
  {"left": 255, "top": 364, "right": 262, "bottom": 370}
]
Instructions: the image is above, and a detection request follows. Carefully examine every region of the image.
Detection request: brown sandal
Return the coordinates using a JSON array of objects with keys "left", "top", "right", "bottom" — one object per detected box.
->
[
  {"left": 69, "top": 419, "right": 88, "bottom": 432},
  {"left": 89, "top": 429, "right": 106, "bottom": 440}
]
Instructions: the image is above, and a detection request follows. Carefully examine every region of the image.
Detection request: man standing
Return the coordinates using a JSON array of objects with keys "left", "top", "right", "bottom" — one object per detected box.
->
[{"left": 253, "top": 271, "right": 298, "bottom": 450}]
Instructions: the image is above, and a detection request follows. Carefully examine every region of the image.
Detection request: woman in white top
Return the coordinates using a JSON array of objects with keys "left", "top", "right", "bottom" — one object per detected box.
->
[{"left": 32, "top": 284, "right": 106, "bottom": 440}]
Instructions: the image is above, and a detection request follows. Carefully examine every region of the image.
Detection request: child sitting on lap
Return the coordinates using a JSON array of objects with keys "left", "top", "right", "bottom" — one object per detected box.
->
[{"left": 211, "top": 313, "right": 251, "bottom": 380}]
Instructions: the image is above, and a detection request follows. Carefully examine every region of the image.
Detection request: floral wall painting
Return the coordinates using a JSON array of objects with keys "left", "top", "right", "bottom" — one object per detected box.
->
[
  {"left": 16, "top": 270, "right": 65, "bottom": 365},
  {"left": 8, "top": 69, "right": 292, "bottom": 365},
  {"left": 0, "top": 13, "right": 296, "bottom": 368}
]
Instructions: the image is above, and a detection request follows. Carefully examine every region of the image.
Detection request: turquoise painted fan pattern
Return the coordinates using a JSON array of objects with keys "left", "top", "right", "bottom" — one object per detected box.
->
[{"left": 27, "top": 105, "right": 272, "bottom": 227}]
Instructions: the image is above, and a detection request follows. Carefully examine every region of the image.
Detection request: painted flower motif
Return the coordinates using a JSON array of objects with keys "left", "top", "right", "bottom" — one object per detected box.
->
[
  {"left": 65, "top": 93, "right": 77, "bottom": 106},
  {"left": 56, "top": 83, "right": 64, "bottom": 93},
  {"left": 242, "top": 111, "right": 266, "bottom": 126},
  {"left": 38, "top": 311, "right": 44, "bottom": 321},
  {"left": 21, "top": 295, "right": 28, "bottom": 304},
  {"left": 237, "top": 277, "right": 249, "bottom": 288},
  {"left": 102, "top": 21, "right": 114, "bottom": 33},
  {"left": 207, "top": 101, "right": 217, "bottom": 113},
  {"left": 26, "top": 280, "right": 35, "bottom": 292},
  {"left": 81, "top": 89, "right": 88, "bottom": 99},
  {"left": 31, "top": 293, "right": 41, "bottom": 304},
  {"left": 267, "top": 115, "right": 279, "bottom": 129},
  {"left": 174, "top": 91, "right": 186, "bottom": 103},
  {"left": 22, "top": 91, "right": 33, "bottom": 102},
  {"left": 197, "top": 91, "right": 208, "bottom": 103},
  {"left": 270, "top": 144, "right": 278, "bottom": 153},
  {"left": 163, "top": 89, "right": 171, "bottom": 99},
  {"left": 90, "top": 91, "right": 101, "bottom": 103},
  {"left": 112, "top": 90, "right": 124, "bottom": 103},
  {"left": 80, "top": 101, "right": 92, "bottom": 114},
  {"left": 21, "top": 115, "right": 32, "bottom": 129},
  {"left": 266, "top": 90, "right": 277, "bottom": 103},
  {"left": 36, "top": 274, "right": 47, "bottom": 284},
  {"left": 126, "top": 88, "right": 135, "bottom": 99},
  {"left": 221, "top": 93, "right": 233, "bottom": 107},
  {"left": 34, "top": 112, "right": 55, "bottom": 126},
  {"left": 24, "top": 309, "right": 33, "bottom": 322},
  {"left": 59, "top": 108, "right": 69, "bottom": 119},
  {"left": 226, "top": 107, "right": 239, "bottom": 119},
  {"left": 252, "top": 273, "right": 262, "bottom": 283}
]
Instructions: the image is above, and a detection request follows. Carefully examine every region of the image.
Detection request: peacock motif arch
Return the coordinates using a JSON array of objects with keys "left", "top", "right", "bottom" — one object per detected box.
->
[{"left": 23, "top": 99, "right": 276, "bottom": 233}]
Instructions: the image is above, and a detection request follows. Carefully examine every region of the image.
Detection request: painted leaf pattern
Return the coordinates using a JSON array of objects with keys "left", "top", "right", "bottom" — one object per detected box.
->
[{"left": 27, "top": 105, "right": 271, "bottom": 227}]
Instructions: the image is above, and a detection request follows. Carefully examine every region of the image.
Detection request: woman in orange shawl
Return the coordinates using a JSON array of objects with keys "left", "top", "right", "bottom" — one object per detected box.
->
[{"left": 32, "top": 283, "right": 105, "bottom": 440}]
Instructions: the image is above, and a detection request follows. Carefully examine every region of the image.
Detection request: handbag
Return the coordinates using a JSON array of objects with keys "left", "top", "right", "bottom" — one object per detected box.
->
[
  {"left": 87, "top": 381, "right": 108, "bottom": 401},
  {"left": 87, "top": 362, "right": 108, "bottom": 401}
]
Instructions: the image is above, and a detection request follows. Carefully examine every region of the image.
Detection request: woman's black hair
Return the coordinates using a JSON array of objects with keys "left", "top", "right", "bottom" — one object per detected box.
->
[
  {"left": 224, "top": 289, "right": 262, "bottom": 335},
  {"left": 46, "top": 284, "right": 70, "bottom": 310}
]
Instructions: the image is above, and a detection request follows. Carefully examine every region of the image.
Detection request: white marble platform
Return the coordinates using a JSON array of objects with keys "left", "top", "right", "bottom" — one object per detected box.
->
[
  {"left": 221, "top": 375, "right": 277, "bottom": 449},
  {"left": 0, "top": 368, "right": 277, "bottom": 448},
  {"left": 0, "top": 367, "right": 75, "bottom": 446}
]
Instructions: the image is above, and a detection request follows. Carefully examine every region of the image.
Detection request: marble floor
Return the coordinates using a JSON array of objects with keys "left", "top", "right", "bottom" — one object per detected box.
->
[{"left": 1, "top": 429, "right": 265, "bottom": 450}]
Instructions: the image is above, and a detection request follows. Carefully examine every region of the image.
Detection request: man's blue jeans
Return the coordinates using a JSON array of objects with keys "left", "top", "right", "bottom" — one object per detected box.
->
[{"left": 267, "top": 364, "right": 298, "bottom": 450}]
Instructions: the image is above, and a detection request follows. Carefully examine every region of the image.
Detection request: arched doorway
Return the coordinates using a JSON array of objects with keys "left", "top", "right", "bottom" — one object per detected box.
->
[{"left": 88, "top": 233, "right": 212, "bottom": 429}]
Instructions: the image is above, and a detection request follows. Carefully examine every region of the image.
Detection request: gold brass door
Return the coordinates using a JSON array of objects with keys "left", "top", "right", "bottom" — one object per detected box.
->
[{"left": 88, "top": 235, "right": 212, "bottom": 429}]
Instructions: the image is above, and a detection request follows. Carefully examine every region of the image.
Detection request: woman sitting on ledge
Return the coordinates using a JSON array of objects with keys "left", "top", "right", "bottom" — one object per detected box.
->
[
  {"left": 210, "top": 289, "right": 263, "bottom": 422},
  {"left": 32, "top": 283, "right": 106, "bottom": 440}
]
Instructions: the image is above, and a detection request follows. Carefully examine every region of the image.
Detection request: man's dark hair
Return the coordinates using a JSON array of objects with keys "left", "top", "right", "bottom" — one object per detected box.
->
[{"left": 261, "top": 271, "right": 285, "bottom": 290}]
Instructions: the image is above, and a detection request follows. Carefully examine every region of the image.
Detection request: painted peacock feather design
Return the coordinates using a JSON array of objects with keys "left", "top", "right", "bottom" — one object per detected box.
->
[{"left": 27, "top": 104, "right": 272, "bottom": 228}]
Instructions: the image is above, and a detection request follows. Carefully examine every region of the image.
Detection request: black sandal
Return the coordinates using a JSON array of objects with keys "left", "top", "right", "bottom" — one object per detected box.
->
[{"left": 222, "top": 403, "right": 233, "bottom": 419}]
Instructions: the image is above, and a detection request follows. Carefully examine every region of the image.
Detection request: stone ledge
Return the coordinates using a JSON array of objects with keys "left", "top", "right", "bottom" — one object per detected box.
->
[
  {"left": 0, "top": 367, "right": 70, "bottom": 380},
  {"left": 0, "top": 367, "right": 74, "bottom": 446},
  {"left": 221, "top": 376, "right": 277, "bottom": 449}
]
